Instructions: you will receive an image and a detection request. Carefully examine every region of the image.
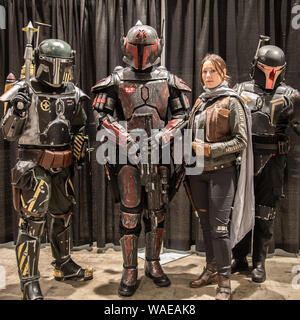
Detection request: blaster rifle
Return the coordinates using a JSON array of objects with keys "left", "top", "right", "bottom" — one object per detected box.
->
[{"left": 140, "top": 115, "right": 163, "bottom": 229}]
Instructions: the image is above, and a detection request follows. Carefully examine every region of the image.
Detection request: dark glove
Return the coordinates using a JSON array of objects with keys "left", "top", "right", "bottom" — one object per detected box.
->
[{"left": 11, "top": 90, "right": 31, "bottom": 116}]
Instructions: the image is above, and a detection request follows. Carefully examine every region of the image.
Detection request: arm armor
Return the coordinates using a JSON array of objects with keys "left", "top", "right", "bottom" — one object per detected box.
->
[
  {"left": 155, "top": 74, "right": 191, "bottom": 144},
  {"left": 154, "top": 118, "right": 187, "bottom": 144},
  {"left": 1, "top": 106, "right": 27, "bottom": 141},
  {"left": 102, "top": 115, "right": 135, "bottom": 148},
  {"left": 92, "top": 92, "right": 116, "bottom": 130},
  {"left": 0, "top": 80, "right": 29, "bottom": 141},
  {"left": 92, "top": 92, "right": 136, "bottom": 149},
  {"left": 91, "top": 71, "right": 137, "bottom": 148}
]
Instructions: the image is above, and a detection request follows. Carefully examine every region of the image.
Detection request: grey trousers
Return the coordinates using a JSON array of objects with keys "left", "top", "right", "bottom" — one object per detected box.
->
[{"left": 189, "top": 165, "right": 237, "bottom": 277}]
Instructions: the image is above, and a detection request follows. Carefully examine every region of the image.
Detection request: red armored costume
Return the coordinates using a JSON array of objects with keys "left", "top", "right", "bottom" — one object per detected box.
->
[{"left": 92, "top": 21, "right": 191, "bottom": 296}]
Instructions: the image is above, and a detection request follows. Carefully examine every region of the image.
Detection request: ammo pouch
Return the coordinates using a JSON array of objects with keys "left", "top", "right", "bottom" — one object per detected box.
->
[
  {"left": 18, "top": 149, "right": 73, "bottom": 170},
  {"left": 205, "top": 97, "right": 231, "bottom": 142}
]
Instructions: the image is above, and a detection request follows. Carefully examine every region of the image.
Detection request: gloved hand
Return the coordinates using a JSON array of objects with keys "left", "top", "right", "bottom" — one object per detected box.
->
[
  {"left": 192, "top": 139, "right": 211, "bottom": 157},
  {"left": 11, "top": 89, "right": 31, "bottom": 116}
]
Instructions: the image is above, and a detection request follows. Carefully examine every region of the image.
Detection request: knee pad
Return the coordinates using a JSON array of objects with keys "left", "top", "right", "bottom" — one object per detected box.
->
[
  {"left": 19, "top": 216, "right": 46, "bottom": 238},
  {"left": 119, "top": 211, "right": 142, "bottom": 237}
]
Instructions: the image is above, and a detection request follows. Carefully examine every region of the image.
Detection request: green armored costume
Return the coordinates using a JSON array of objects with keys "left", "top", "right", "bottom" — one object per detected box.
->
[{"left": 0, "top": 39, "right": 93, "bottom": 300}]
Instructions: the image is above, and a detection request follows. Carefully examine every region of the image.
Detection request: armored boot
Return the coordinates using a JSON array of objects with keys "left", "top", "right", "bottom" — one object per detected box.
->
[
  {"left": 215, "top": 274, "right": 232, "bottom": 300},
  {"left": 16, "top": 216, "right": 46, "bottom": 300},
  {"left": 251, "top": 236, "right": 268, "bottom": 283},
  {"left": 251, "top": 215, "right": 274, "bottom": 283},
  {"left": 118, "top": 234, "right": 139, "bottom": 297},
  {"left": 144, "top": 227, "right": 171, "bottom": 287},
  {"left": 49, "top": 213, "right": 93, "bottom": 281}
]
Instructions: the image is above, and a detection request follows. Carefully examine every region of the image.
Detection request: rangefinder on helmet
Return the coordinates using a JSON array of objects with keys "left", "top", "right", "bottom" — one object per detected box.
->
[
  {"left": 251, "top": 45, "right": 286, "bottom": 90},
  {"left": 121, "top": 21, "right": 163, "bottom": 71},
  {"left": 35, "top": 39, "right": 75, "bottom": 86}
]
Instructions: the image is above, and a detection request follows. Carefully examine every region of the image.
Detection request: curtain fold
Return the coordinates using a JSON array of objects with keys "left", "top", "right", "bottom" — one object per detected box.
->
[{"left": 0, "top": 0, "right": 163, "bottom": 249}]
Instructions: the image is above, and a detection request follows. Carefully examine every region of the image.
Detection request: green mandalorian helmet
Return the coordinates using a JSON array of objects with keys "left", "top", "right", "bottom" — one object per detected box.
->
[{"left": 35, "top": 39, "right": 75, "bottom": 86}]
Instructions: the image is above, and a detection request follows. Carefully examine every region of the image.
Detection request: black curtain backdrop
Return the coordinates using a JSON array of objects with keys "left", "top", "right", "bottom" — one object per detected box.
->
[
  {"left": 0, "top": 0, "right": 162, "bottom": 249},
  {"left": 0, "top": 0, "right": 300, "bottom": 254}
]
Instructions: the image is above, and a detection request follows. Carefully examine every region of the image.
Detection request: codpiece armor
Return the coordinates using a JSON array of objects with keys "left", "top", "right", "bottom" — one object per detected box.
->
[
  {"left": 92, "top": 21, "right": 191, "bottom": 297},
  {"left": 0, "top": 37, "right": 93, "bottom": 300},
  {"left": 232, "top": 39, "right": 300, "bottom": 283}
]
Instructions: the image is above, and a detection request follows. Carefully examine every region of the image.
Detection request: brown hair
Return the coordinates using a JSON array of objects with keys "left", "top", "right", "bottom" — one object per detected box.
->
[{"left": 199, "top": 54, "right": 231, "bottom": 86}]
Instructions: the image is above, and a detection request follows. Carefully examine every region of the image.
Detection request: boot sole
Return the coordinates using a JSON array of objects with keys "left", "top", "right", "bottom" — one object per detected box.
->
[
  {"left": 252, "top": 277, "right": 266, "bottom": 283},
  {"left": 118, "top": 288, "right": 136, "bottom": 297},
  {"left": 54, "top": 275, "right": 93, "bottom": 282},
  {"left": 118, "top": 283, "right": 137, "bottom": 297},
  {"left": 145, "top": 271, "right": 171, "bottom": 287},
  {"left": 215, "top": 295, "right": 232, "bottom": 301}
]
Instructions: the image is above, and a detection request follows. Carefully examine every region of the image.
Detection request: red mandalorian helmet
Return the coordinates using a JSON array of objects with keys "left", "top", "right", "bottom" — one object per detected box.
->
[
  {"left": 121, "top": 21, "right": 163, "bottom": 71},
  {"left": 251, "top": 45, "right": 286, "bottom": 90}
]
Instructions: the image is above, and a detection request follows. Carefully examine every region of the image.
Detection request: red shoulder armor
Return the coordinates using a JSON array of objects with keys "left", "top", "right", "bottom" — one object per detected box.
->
[
  {"left": 168, "top": 74, "right": 191, "bottom": 93},
  {"left": 91, "top": 75, "right": 113, "bottom": 93}
]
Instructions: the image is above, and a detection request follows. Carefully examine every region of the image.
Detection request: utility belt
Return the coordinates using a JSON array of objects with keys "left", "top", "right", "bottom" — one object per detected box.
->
[
  {"left": 203, "top": 161, "right": 235, "bottom": 172},
  {"left": 18, "top": 148, "right": 73, "bottom": 170},
  {"left": 252, "top": 134, "right": 290, "bottom": 155}
]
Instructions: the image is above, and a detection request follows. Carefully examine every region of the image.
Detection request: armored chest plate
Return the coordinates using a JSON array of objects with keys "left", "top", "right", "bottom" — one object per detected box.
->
[
  {"left": 118, "top": 79, "right": 170, "bottom": 131},
  {"left": 19, "top": 92, "right": 77, "bottom": 146},
  {"left": 240, "top": 89, "right": 286, "bottom": 135}
]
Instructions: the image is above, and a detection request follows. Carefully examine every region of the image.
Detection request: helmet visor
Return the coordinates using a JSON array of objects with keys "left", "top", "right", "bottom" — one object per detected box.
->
[
  {"left": 257, "top": 62, "right": 285, "bottom": 90},
  {"left": 37, "top": 55, "right": 73, "bottom": 85},
  {"left": 127, "top": 41, "right": 158, "bottom": 70}
]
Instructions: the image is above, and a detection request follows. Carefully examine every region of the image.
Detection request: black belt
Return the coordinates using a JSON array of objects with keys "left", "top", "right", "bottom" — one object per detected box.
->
[
  {"left": 203, "top": 161, "right": 235, "bottom": 172},
  {"left": 252, "top": 135, "right": 290, "bottom": 155},
  {"left": 252, "top": 134, "right": 286, "bottom": 144},
  {"left": 253, "top": 143, "right": 277, "bottom": 151}
]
